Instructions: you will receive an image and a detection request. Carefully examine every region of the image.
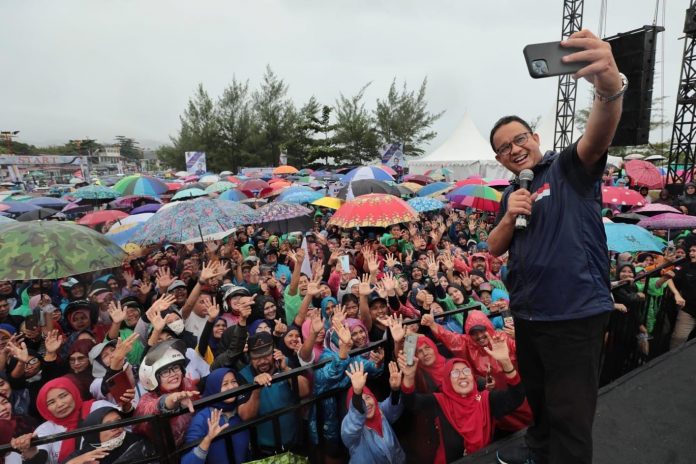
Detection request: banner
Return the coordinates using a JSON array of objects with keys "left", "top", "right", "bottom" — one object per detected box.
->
[
  {"left": 240, "top": 167, "right": 274, "bottom": 178},
  {"left": 185, "top": 152, "right": 206, "bottom": 175},
  {"left": 279, "top": 152, "right": 288, "bottom": 166},
  {"left": 380, "top": 143, "right": 405, "bottom": 170}
]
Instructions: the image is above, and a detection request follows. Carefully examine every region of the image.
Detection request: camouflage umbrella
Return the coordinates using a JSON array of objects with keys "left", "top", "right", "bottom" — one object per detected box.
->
[{"left": 0, "top": 221, "right": 126, "bottom": 280}]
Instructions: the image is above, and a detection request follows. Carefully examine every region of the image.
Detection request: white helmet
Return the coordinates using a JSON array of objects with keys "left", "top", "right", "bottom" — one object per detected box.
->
[
  {"left": 222, "top": 285, "right": 250, "bottom": 312},
  {"left": 138, "top": 339, "right": 189, "bottom": 391}
]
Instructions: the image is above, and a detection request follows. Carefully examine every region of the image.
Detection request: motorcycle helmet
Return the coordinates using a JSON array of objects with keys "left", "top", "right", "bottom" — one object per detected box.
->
[{"left": 138, "top": 339, "right": 188, "bottom": 391}]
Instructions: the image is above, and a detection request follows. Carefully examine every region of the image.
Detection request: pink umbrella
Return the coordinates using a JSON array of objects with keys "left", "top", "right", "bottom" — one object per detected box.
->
[
  {"left": 601, "top": 187, "right": 645, "bottom": 207},
  {"left": 455, "top": 178, "right": 486, "bottom": 187},
  {"left": 0, "top": 204, "right": 9, "bottom": 212},
  {"left": 487, "top": 179, "right": 511, "bottom": 187},
  {"left": 379, "top": 165, "right": 397, "bottom": 176},
  {"left": 637, "top": 213, "right": 696, "bottom": 230},
  {"left": 624, "top": 160, "right": 663, "bottom": 189},
  {"left": 183, "top": 175, "right": 199, "bottom": 182},
  {"left": 631, "top": 203, "right": 682, "bottom": 216}
]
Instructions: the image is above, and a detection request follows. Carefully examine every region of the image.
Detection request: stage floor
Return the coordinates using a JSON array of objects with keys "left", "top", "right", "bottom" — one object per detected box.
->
[{"left": 459, "top": 339, "right": 696, "bottom": 464}]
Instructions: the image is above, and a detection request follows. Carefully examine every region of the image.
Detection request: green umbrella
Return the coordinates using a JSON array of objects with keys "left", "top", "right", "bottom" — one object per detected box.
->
[
  {"left": 0, "top": 222, "right": 126, "bottom": 280},
  {"left": 70, "top": 185, "right": 121, "bottom": 201},
  {"left": 205, "top": 181, "right": 236, "bottom": 194}
]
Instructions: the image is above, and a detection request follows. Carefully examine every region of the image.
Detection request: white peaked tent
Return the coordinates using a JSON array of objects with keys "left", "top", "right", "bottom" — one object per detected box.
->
[{"left": 408, "top": 113, "right": 510, "bottom": 180}]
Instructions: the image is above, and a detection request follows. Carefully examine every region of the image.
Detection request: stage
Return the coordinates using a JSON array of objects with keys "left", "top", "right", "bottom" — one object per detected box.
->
[{"left": 460, "top": 339, "right": 696, "bottom": 464}]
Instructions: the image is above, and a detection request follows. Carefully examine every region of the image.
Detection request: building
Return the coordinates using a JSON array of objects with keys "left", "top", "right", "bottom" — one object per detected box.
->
[{"left": 90, "top": 145, "right": 126, "bottom": 174}]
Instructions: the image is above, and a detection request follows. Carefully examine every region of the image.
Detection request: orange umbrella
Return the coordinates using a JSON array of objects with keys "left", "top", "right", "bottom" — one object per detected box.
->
[
  {"left": 77, "top": 210, "right": 129, "bottom": 226},
  {"left": 273, "top": 165, "right": 298, "bottom": 175}
]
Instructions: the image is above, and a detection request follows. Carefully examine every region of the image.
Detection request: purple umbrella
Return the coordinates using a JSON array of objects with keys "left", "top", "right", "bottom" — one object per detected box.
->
[
  {"left": 637, "top": 213, "right": 696, "bottom": 230},
  {"left": 131, "top": 203, "right": 162, "bottom": 214},
  {"left": 631, "top": 203, "right": 682, "bottom": 216}
]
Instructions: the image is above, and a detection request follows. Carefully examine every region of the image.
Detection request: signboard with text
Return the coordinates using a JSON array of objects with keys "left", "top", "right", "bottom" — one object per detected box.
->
[{"left": 185, "top": 152, "right": 206, "bottom": 175}]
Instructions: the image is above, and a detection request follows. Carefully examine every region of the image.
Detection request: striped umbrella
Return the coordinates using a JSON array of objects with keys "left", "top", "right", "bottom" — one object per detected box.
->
[
  {"left": 448, "top": 185, "right": 502, "bottom": 212},
  {"left": 112, "top": 175, "right": 168, "bottom": 196},
  {"left": 342, "top": 166, "right": 394, "bottom": 183}
]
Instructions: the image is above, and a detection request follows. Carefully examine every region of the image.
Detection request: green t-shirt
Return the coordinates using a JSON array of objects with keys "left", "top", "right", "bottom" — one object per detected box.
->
[{"left": 283, "top": 285, "right": 304, "bottom": 325}]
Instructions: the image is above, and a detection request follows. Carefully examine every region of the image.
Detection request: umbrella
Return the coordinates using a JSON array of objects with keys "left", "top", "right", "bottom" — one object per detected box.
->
[
  {"left": 70, "top": 185, "right": 121, "bottom": 201},
  {"left": 61, "top": 201, "right": 93, "bottom": 215},
  {"left": 455, "top": 178, "right": 487, "bottom": 187},
  {"left": 604, "top": 223, "right": 665, "bottom": 252},
  {"left": 342, "top": 166, "right": 394, "bottom": 183},
  {"left": 624, "top": 160, "right": 663, "bottom": 189},
  {"left": 109, "top": 195, "right": 161, "bottom": 210},
  {"left": 277, "top": 186, "right": 315, "bottom": 201},
  {"left": 337, "top": 180, "right": 401, "bottom": 200},
  {"left": 205, "top": 181, "right": 236, "bottom": 194},
  {"left": 399, "top": 182, "right": 424, "bottom": 193},
  {"left": 130, "top": 203, "right": 162, "bottom": 214},
  {"left": 455, "top": 195, "right": 502, "bottom": 212},
  {"left": 27, "top": 197, "right": 69, "bottom": 210},
  {"left": 69, "top": 177, "right": 86, "bottom": 185},
  {"left": 0, "top": 216, "right": 15, "bottom": 224},
  {"left": 402, "top": 174, "right": 433, "bottom": 185},
  {"left": 226, "top": 176, "right": 243, "bottom": 185},
  {"left": 612, "top": 212, "right": 648, "bottom": 224},
  {"left": 77, "top": 210, "right": 129, "bottom": 226},
  {"left": 132, "top": 198, "right": 241, "bottom": 245},
  {"left": 0, "top": 221, "right": 126, "bottom": 280},
  {"left": 180, "top": 182, "right": 207, "bottom": 191},
  {"left": 109, "top": 213, "right": 155, "bottom": 231},
  {"left": 329, "top": 194, "right": 419, "bottom": 228},
  {"left": 396, "top": 185, "right": 415, "bottom": 197},
  {"left": 601, "top": 187, "right": 646, "bottom": 207},
  {"left": 240, "top": 179, "right": 270, "bottom": 192},
  {"left": 171, "top": 188, "right": 208, "bottom": 201},
  {"left": 112, "top": 175, "right": 168, "bottom": 197},
  {"left": 487, "top": 179, "right": 511, "bottom": 188},
  {"left": 424, "top": 167, "right": 453, "bottom": 181},
  {"left": 273, "top": 165, "right": 299, "bottom": 175},
  {"left": 216, "top": 200, "right": 259, "bottom": 226},
  {"left": 240, "top": 198, "right": 268, "bottom": 207},
  {"left": 407, "top": 197, "right": 445, "bottom": 213},
  {"left": 199, "top": 174, "right": 221, "bottom": 184},
  {"left": 175, "top": 171, "right": 189, "bottom": 177},
  {"left": 0, "top": 204, "right": 8, "bottom": 212},
  {"left": 250, "top": 202, "right": 313, "bottom": 234},
  {"left": 183, "top": 175, "right": 199, "bottom": 182},
  {"left": 0, "top": 201, "right": 52, "bottom": 216},
  {"left": 447, "top": 184, "right": 502, "bottom": 203},
  {"left": 378, "top": 165, "right": 397, "bottom": 177},
  {"left": 644, "top": 154, "right": 666, "bottom": 162},
  {"left": 219, "top": 170, "right": 233, "bottom": 177},
  {"left": 166, "top": 182, "right": 183, "bottom": 191},
  {"left": 637, "top": 213, "right": 696, "bottom": 230},
  {"left": 624, "top": 153, "right": 645, "bottom": 160},
  {"left": 219, "top": 189, "right": 249, "bottom": 201},
  {"left": 15, "top": 207, "right": 61, "bottom": 221},
  {"left": 311, "top": 196, "right": 343, "bottom": 210},
  {"left": 417, "top": 182, "right": 453, "bottom": 198},
  {"left": 105, "top": 222, "right": 145, "bottom": 248},
  {"left": 297, "top": 168, "right": 314, "bottom": 176},
  {"left": 281, "top": 190, "right": 324, "bottom": 205},
  {"left": 631, "top": 203, "right": 682, "bottom": 216}
]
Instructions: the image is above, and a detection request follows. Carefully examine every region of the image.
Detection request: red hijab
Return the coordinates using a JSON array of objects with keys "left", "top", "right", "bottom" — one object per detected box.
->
[
  {"left": 37, "top": 377, "right": 95, "bottom": 463},
  {"left": 433, "top": 358, "right": 493, "bottom": 454},
  {"left": 346, "top": 386, "right": 383, "bottom": 437},
  {"left": 414, "top": 336, "right": 446, "bottom": 392}
]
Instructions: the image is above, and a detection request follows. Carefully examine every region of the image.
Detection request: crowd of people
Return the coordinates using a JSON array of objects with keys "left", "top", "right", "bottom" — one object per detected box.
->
[{"left": 0, "top": 193, "right": 693, "bottom": 463}]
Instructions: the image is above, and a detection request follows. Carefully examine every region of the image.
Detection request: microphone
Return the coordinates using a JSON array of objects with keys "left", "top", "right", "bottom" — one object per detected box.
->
[{"left": 515, "top": 169, "right": 534, "bottom": 230}]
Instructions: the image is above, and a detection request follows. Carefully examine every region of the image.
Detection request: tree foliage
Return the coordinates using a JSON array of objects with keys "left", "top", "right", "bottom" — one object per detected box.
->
[
  {"left": 333, "top": 84, "right": 380, "bottom": 165},
  {"left": 115, "top": 136, "right": 141, "bottom": 160}
]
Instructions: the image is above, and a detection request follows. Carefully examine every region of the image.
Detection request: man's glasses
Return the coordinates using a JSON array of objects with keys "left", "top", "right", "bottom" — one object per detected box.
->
[{"left": 495, "top": 132, "right": 532, "bottom": 157}]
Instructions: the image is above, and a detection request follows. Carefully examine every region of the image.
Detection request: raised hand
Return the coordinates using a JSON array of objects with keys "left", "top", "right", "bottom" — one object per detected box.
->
[
  {"left": 426, "top": 256, "right": 439, "bottom": 277},
  {"left": 139, "top": 278, "right": 153, "bottom": 296},
  {"left": 385, "top": 253, "right": 397, "bottom": 268},
  {"left": 155, "top": 268, "right": 175, "bottom": 291},
  {"left": 44, "top": 330, "right": 64, "bottom": 354},
  {"left": 205, "top": 297, "right": 221, "bottom": 322},
  {"left": 420, "top": 313, "right": 436, "bottom": 329},
  {"left": 382, "top": 272, "right": 396, "bottom": 293},
  {"left": 108, "top": 301, "right": 127, "bottom": 325},
  {"left": 118, "top": 388, "right": 136, "bottom": 412},
  {"left": 333, "top": 318, "right": 352, "bottom": 348},
  {"left": 358, "top": 274, "right": 372, "bottom": 296},
  {"left": 345, "top": 361, "right": 368, "bottom": 395},
  {"left": 205, "top": 408, "right": 229, "bottom": 441},
  {"left": 388, "top": 314, "right": 406, "bottom": 343},
  {"left": 273, "top": 319, "right": 288, "bottom": 337},
  {"left": 272, "top": 349, "right": 288, "bottom": 372},
  {"left": 483, "top": 333, "right": 511, "bottom": 363},
  {"left": 396, "top": 350, "right": 418, "bottom": 378},
  {"left": 147, "top": 309, "right": 166, "bottom": 332},
  {"left": 149, "top": 294, "right": 177, "bottom": 314},
  {"left": 310, "top": 312, "right": 325, "bottom": 335},
  {"left": 374, "top": 281, "right": 388, "bottom": 299},
  {"left": 332, "top": 305, "right": 347, "bottom": 325},
  {"left": 366, "top": 252, "right": 379, "bottom": 274},
  {"left": 388, "top": 361, "right": 402, "bottom": 391},
  {"left": 369, "top": 347, "right": 384, "bottom": 366},
  {"left": 111, "top": 333, "right": 140, "bottom": 369},
  {"left": 7, "top": 341, "right": 29, "bottom": 363}
]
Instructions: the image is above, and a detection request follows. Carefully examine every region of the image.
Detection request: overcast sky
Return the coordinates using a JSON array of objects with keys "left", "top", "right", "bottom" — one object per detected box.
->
[{"left": 0, "top": 0, "right": 684, "bottom": 155}]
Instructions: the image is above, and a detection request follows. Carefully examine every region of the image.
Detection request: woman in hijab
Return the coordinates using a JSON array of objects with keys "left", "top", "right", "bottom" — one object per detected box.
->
[
  {"left": 196, "top": 316, "right": 228, "bottom": 363},
  {"left": 341, "top": 361, "right": 405, "bottom": 464},
  {"left": 399, "top": 335, "right": 526, "bottom": 463},
  {"left": 11, "top": 377, "right": 114, "bottom": 464},
  {"left": 678, "top": 182, "right": 696, "bottom": 215},
  {"left": 183, "top": 368, "right": 265, "bottom": 464},
  {"left": 64, "top": 339, "right": 96, "bottom": 400},
  {"left": 63, "top": 407, "right": 157, "bottom": 464},
  {"left": 277, "top": 325, "right": 303, "bottom": 369},
  {"left": 413, "top": 336, "right": 446, "bottom": 393},
  {"left": 0, "top": 394, "right": 38, "bottom": 464}
]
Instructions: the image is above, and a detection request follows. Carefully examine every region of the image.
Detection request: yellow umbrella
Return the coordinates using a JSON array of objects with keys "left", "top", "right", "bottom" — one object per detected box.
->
[
  {"left": 400, "top": 182, "right": 424, "bottom": 193},
  {"left": 312, "top": 196, "right": 343, "bottom": 210},
  {"left": 273, "top": 165, "right": 298, "bottom": 175}
]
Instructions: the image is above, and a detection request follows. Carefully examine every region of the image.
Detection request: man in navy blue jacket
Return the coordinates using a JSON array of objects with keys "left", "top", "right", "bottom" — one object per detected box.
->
[{"left": 488, "top": 29, "right": 627, "bottom": 464}]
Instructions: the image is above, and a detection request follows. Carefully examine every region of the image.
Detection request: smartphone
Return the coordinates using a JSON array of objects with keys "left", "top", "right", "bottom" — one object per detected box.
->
[
  {"left": 404, "top": 333, "right": 418, "bottom": 367},
  {"left": 105, "top": 369, "right": 135, "bottom": 402},
  {"left": 523, "top": 41, "right": 588, "bottom": 78},
  {"left": 339, "top": 255, "right": 350, "bottom": 272},
  {"left": 501, "top": 309, "right": 514, "bottom": 327}
]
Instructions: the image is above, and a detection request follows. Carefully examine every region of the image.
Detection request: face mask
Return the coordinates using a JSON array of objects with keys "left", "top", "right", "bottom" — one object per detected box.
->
[
  {"left": 167, "top": 319, "right": 185, "bottom": 335},
  {"left": 96, "top": 430, "right": 126, "bottom": 450}
]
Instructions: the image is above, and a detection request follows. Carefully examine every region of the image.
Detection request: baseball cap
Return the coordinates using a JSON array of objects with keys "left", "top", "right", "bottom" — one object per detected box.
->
[
  {"left": 248, "top": 332, "right": 274, "bottom": 359},
  {"left": 167, "top": 280, "right": 187, "bottom": 292}
]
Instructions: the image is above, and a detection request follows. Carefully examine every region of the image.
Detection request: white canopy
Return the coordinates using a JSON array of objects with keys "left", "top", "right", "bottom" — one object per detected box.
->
[{"left": 408, "top": 113, "right": 510, "bottom": 180}]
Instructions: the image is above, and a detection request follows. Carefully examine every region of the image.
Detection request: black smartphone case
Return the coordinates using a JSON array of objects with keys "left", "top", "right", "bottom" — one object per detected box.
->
[{"left": 523, "top": 41, "right": 588, "bottom": 78}]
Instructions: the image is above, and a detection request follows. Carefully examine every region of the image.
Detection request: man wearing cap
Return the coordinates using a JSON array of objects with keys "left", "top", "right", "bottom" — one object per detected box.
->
[
  {"left": 239, "top": 332, "right": 310, "bottom": 452},
  {"left": 166, "top": 280, "right": 188, "bottom": 307}
]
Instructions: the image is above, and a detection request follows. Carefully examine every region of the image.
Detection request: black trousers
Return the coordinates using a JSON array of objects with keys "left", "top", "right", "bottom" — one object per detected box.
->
[{"left": 514, "top": 311, "right": 610, "bottom": 464}]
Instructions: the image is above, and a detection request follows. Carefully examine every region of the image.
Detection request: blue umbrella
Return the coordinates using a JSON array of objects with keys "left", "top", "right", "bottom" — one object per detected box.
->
[
  {"left": 281, "top": 190, "right": 324, "bottom": 205},
  {"left": 219, "top": 189, "right": 248, "bottom": 202},
  {"left": 130, "top": 203, "right": 162, "bottom": 214},
  {"left": 342, "top": 166, "right": 394, "bottom": 183},
  {"left": 171, "top": 188, "right": 207, "bottom": 201},
  {"left": 27, "top": 197, "right": 69, "bottom": 210},
  {"left": 0, "top": 201, "right": 47, "bottom": 215},
  {"left": 604, "top": 223, "right": 665, "bottom": 253},
  {"left": 70, "top": 185, "right": 121, "bottom": 201},
  {"left": 407, "top": 197, "right": 445, "bottom": 213},
  {"left": 277, "top": 186, "right": 315, "bottom": 201},
  {"left": 417, "top": 182, "right": 453, "bottom": 197}
]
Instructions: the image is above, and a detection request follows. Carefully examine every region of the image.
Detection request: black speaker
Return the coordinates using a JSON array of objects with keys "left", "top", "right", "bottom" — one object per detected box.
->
[
  {"left": 604, "top": 26, "right": 663, "bottom": 147},
  {"left": 684, "top": 7, "right": 696, "bottom": 34}
]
